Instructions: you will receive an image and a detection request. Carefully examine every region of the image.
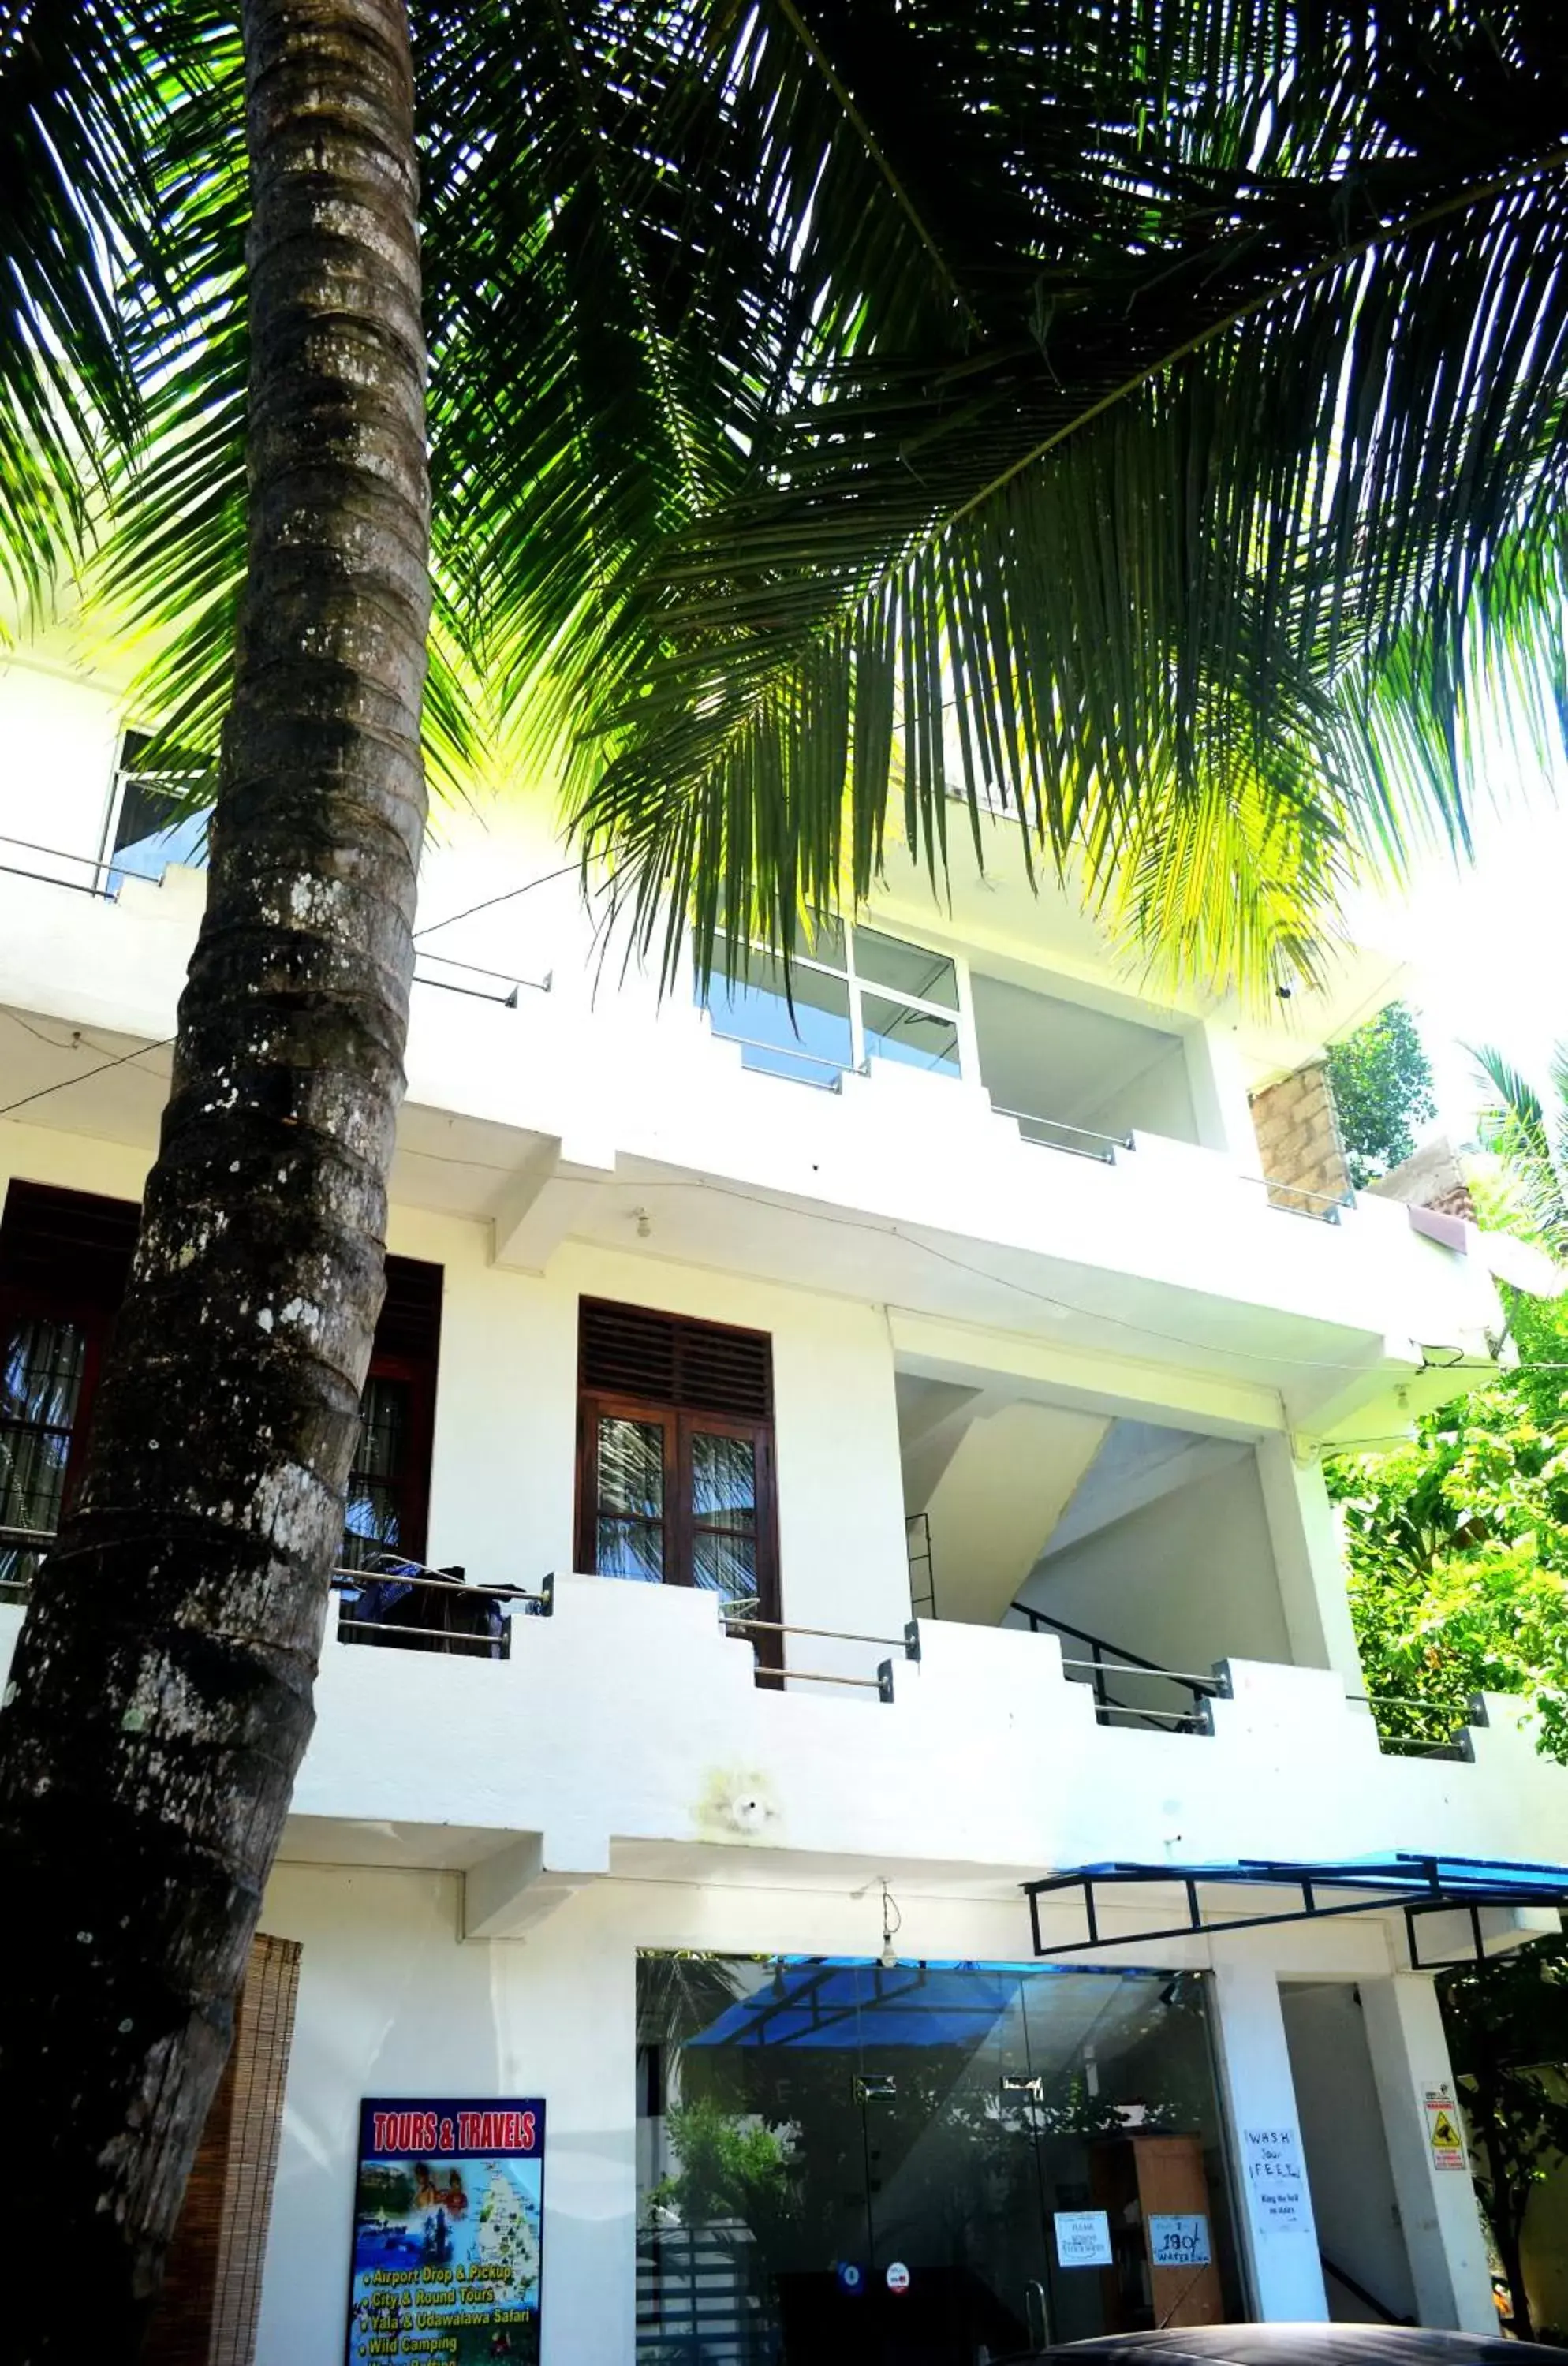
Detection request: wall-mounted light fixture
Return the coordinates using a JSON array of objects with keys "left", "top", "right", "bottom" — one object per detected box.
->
[{"left": 879, "top": 1878, "right": 902, "bottom": 1970}]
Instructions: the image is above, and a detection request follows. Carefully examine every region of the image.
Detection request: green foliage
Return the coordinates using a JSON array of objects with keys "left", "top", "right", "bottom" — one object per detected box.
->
[
  {"left": 9, "top": 7, "right": 1568, "bottom": 996},
  {"left": 1473, "top": 1042, "right": 1568, "bottom": 1264},
  {"left": 1324, "top": 1003, "right": 1437, "bottom": 1187},
  {"left": 1330, "top": 1054, "right": 1568, "bottom": 2338},
  {"left": 1442, "top": 1938, "right": 1568, "bottom": 2341},
  {"left": 645, "top": 2096, "right": 805, "bottom": 2267},
  {"left": 1329, "top": 1289, "right": 1568, "bottom": 1759}
]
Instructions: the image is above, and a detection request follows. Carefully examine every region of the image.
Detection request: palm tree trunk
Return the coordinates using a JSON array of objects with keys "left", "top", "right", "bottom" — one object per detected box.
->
[{"left": 0, "top": 0, "right": 428, "bottom": 2352}]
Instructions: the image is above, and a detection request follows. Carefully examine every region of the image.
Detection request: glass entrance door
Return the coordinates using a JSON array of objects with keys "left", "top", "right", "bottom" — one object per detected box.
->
[{"left": 637, "top": 1956, "right": 1245, "bottom": 2364}]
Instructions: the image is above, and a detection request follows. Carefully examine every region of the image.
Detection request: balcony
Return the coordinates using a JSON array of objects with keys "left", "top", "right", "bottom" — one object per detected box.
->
[
  {"left": 0, "top": 813, "right": 1517, "bottom": 1448},
  {"left": 19, "top": 1563, "right": 1559, "bottom": 1930}
]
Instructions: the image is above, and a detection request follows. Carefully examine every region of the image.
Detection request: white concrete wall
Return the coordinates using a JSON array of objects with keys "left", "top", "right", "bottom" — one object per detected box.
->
[
  {"left": 1282, "top": 1983, "right": 1418, "bottom": 2323},
  {"left": 420, "top": 1224, "right": 912, "bottom": 1674},
  {"left": 1017, "top": 1450, "right": 1290, "bottom": 1674},
  {"left": 0, "top": 644, "right": 1519, "bottom": 1452},
  {"left": 1085, "top": 1040, "right": 1199, "bottom": 1146},
  {"left": 0, "top": 652, "right": 122, "bottom": 883},
  {"left": 252, "top": 1867, "right": 1521, "bottom": 2366},
  {"left": 256, "top": 1868, "right": 638, "bottom": 2366}
]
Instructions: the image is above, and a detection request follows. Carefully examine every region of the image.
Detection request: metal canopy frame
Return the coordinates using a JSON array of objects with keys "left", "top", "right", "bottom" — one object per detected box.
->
[
  {"left": 689, "top": 1959, "right": 1022, "bottom": 2050},
  {"left": 1021, "top": 1853, "right": 1568, "bottom": 1969}
]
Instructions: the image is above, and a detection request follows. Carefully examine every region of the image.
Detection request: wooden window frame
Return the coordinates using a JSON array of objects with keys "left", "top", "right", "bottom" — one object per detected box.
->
[
  {"left": 1, "top": 1184, "right": 442, "bottom": 1578},
  {"left": 0, "top": 1265, "right": 121, "bottom": 1556},
  {"left": 343, "top": 1344, "right": 437, "bottom": 1569},
  {"left": 0, "top": 1278, "right": 113, "bottom": 1552},
  {"left": 574, "top": 1330, "right": 782, "bottom": 1670}
]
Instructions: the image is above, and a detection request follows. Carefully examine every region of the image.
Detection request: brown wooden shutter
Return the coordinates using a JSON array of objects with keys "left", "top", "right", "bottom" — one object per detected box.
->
[
  {"left": 0, "top": 1177, "right": 140, "bottom": 1311},
  {"left": 374, "top": 1252, "right": 443, "bottom": 1364},
  {"left": 144, "top": 1932, "right": 303, "bottom": 2366},
  {"left": 579, "top": 1297, "right": 771, "bottom": 1418}
]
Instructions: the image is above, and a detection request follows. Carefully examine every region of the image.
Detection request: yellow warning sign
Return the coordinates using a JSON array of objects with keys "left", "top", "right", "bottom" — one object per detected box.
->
[{"left": 1424, "top": 2085, "right": 1466, "bottom": 2170}]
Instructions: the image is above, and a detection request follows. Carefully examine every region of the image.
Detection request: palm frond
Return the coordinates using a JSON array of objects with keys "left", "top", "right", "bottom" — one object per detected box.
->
[
  {"left": 1471, "top": 1039, "right": 1568, "bottom": 1260},
  {"left": 565, "top": 0, "right": 1568, "bottom": 1000},
  {"left": 0, "top": 2, "right": 215, "bottom": 614}
]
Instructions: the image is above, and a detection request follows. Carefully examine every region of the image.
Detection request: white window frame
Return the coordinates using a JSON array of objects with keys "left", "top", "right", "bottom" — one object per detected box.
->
[{"left": 710, "top": 921, "right": 974, "bottom": 1083}]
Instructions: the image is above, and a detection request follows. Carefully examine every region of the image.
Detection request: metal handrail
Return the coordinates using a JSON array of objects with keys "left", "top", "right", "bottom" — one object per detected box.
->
[
  {"left": 1241, "top": 1172, "right": 1355, "bottom": 1224},
  {"left": 722, "top": 1610, "right": 914, "bottom": 1702},
  {"left": 413, "top": 950, "right": 551, "bottom": 1007},
  {"left": 0, "top": 834, "right": 115, "bottom": 898},
  {"left": 991, "top": 1103, "right": 1134, "bottom": 1161},
  {"left": 1014, "top": 1601, "right": 1220, "bottom": 1686},
  {"left": 707, "top": 1024, "right": 865, "bottom": 1082},
  {"left": 723, "top": 1612, "right": 917, "bottom": 1654},
  {"left": 1060, "top": 1653, "right": 1223, "bottom": 1692},
  {"left": 330, "top": 1560, "right": 552, "bottom": 1610},
  {"left": 336, "top": 1614, "right": 504, "bottom": 1650},
  {"left": 1013, "top": 1599, "right": 1222, "bottom": 1733},
  {"left": 1320, "top": 2255, "right": 1413, "bottom": 2326}
]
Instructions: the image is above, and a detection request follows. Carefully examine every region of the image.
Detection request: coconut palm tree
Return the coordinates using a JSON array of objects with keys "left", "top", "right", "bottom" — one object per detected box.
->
[
  {"left": 2, "top": 3, "right": 1568, "bottom": 2351},
  {"left": 1473, "top": 1043, "right": 1568, "bottom": 1262}
]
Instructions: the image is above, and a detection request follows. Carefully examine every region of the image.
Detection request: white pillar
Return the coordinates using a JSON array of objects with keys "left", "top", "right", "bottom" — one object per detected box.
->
[
  {"left": 1212, "top": 1961, "right": 1329, "bottom": 2321},
  {"left": 1359, "top": 1973, "right": 1496, "bottom": 2334},
  {"left": 1255, "top": 1434, "right": 1367, "bottom": 1689},
  {"left": 1182, "top": 1013, "right": 1259, "bottom": 1159}
]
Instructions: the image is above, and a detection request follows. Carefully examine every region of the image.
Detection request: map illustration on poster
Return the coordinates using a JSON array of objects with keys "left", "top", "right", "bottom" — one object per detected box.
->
[{"left": 346, "top": 2099, "right": 544, "bottom": 2365}]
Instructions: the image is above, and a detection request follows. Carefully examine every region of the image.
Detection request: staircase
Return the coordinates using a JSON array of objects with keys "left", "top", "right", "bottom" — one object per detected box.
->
[
  {"left": 637, "top": 2223, "right": 771, "bottom": 2364},
  {"left": 1009, "top": 1601, "right": 1224, "bottom": 1733}
]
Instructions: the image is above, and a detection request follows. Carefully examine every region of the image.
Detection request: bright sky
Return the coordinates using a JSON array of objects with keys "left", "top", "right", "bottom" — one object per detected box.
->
[{"left": 1350, "top": 766, "right": 1568, "bottom": 1148}]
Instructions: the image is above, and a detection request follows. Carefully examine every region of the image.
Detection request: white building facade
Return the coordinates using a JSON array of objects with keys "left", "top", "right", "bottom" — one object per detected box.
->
[{"left": 1, "top": 642, "right": 1565, "bottom": 2365}]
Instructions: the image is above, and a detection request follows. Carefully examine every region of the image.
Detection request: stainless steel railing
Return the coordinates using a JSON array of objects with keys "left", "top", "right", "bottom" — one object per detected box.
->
[
  {"left": 722, "top": 1610, "right": 920, "bottom": 1700},
  {"left": 1241, "top": 1172, "right": 1356, "bottom": 1223},
  {"left": 989, "top": 1104, "right": 1135, "bottom": 1163}
]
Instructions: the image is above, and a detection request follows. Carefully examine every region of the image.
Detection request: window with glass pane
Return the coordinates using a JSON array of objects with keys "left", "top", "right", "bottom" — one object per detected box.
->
[
  {"left": 342, "top": 1374, "right": 409, "bottom": 1570},
  {"left": 577, "top": 1302, "right": 780, "bottom": 1659},
  {"left": 853, "top": 926, "right": 959, "bottom": 1009},
  {"left": 689, "top": 1431, "right": 759, "bottom": 1618},
  {"left": 861, "top": 991, "right": 962, "bottom": 1076},
  {"left": 701, "top": 920, "right": 965, "bottom": 1087},
  {"left": 0, "top": 1315, "right": 87, "bottom": 1600},
  {"left": 595, "top": 1415, "right": 667, "bottom": 1581},
  {"left": 106, "top": 730, "right": 213, "bottom": 886},
  {"left": 704, "top": 946, "right": 854, "bottom": 1083}
]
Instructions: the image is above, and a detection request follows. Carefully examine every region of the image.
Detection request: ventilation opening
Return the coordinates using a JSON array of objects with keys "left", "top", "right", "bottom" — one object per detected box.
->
[{"left": 579, "top": 1297, "right": 772, "bottom": 1420}]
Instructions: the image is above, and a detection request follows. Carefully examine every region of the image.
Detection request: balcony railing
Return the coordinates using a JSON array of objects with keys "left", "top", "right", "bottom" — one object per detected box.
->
[
  {"left": 990, "top": 1105, "right": 1135, "bottom": 1164},
  {"left": 1010, "top": 1603, "right": 1226, "bottom": 1733},
  {"left": 0, "top": 833, "right": 117, "bottom": 899},
  {"left": 330, "top": 1558, "right": 552, "bottom": 1656},
  {"left": 1241, "top": 1172, "right": 1356, "bottom": 1224}
]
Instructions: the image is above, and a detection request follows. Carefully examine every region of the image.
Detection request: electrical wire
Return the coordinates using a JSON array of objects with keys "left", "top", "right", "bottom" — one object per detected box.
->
[
  {"left": 558, "top": 1170, "right": 1475, "bottom": 1375},
  {"left": 0, "top": 1021, "right": 175, "bottom": 1124},
  {"left": 411, "top": 862, "right": 584, "bottom": 943},
  {"left": 0, "top": 904, "right": 1560, "bottom": 1384},
  {"left": 7, "top": 1027, "right": 1559, "bottom": 1385}
]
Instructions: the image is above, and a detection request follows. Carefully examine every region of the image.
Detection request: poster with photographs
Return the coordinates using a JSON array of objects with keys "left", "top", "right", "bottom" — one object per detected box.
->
[{"left": 346, "top": 2099, "right": 544, "bottom": 2364}]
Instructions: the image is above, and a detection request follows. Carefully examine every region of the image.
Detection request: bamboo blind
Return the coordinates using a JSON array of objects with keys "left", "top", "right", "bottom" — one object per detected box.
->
[{"left": 145, "top": 1931, "right": 303, "bottom": 2366}]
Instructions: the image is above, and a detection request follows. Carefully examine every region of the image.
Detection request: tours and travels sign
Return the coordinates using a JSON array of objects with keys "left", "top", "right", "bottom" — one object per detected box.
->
[{"left": 346, "top": 2098, "right": 545, "bottom": 2365}]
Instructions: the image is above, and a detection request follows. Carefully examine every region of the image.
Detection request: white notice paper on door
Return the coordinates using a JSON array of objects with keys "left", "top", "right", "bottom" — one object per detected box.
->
[
  {"left": 1054, "top": 2209, "right": 1113, "bottom": 2267},
  {"left": 1241, "top": 2125, "right": 1311, "bottom": 2236}
]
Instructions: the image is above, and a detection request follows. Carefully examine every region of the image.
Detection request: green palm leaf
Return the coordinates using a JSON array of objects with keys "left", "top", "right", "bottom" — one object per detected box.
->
[
  {"left": 566, "top": 2, "right": 1568, "bottom": 995},
  {"left": 0, "top": 2, "right": 223, "bottom": 615},
  {"left": 1473, "top": 1041, "right": 1568, "bottom": 1260}
]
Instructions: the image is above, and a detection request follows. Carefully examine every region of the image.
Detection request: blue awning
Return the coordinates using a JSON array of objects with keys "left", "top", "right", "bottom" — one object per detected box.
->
[
  {"left": 1021, "top": 1852, "right": 1568, "bottom": 1968},
  {"left": 688, "top": 1961, "right": 1025, "bottom": 2050}
]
